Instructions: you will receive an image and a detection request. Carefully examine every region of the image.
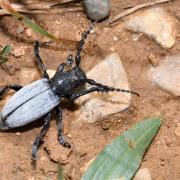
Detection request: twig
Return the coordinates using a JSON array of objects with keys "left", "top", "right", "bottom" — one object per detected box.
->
[
  {"left": 107, "top": 0, "right": 171, "bottom": 25},
  {"left": 0, "top": 6, "right": 83, "bottom": 15},
  {"left": 23, "top": 0, "right": 79, "bottom": 10},
  {"left": 0, "top": 0, "right": 83, "bottom": 15}
]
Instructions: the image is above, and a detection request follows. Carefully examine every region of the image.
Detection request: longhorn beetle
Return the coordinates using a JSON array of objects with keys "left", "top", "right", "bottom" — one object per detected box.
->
[{"left": 0, "top": 25, "right": 139, "bottom": 160}]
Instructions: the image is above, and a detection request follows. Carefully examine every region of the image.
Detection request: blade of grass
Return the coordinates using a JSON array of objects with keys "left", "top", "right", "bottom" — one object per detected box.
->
[
  {"left": 82, "top": 117, "right": 161, "bottom": 180},
  {"left": 57, "top": 162, "right": 64, "bottom": 180},
  {"left": 0, "top": 44, "right": 11, "bottom": 64},
  {"left": 0, "top": 0, "right": 57, "bottom": 41}
]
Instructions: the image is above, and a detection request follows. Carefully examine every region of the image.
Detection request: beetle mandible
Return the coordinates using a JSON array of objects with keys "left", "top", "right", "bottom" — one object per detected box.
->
[{"left": 0, "top": 25, "right": 139, "bottom": 160}]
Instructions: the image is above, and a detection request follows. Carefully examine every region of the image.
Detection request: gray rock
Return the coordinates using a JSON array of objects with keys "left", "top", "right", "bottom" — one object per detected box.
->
[
  {"left": 84, "top": 0, "right": 110, "bottom": 21},
  {"left": 75, "top": 53, "right": 131, "bottom": 123},
  {"left": 125, "top": 7, "right": 176, "bottom": 49},
  {"left": 148, "top": 56, "right": 180, "bottom": 96}
]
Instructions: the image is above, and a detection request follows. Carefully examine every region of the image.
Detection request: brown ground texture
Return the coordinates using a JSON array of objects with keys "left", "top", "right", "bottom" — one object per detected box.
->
[{"left": 0, "top": 0, "right": 180, "bottom": 179}]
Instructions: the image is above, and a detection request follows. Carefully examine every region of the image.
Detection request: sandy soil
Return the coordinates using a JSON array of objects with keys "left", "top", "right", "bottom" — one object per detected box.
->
[{"left": 0, "top": 0, "right": 180, "bottom": 179}]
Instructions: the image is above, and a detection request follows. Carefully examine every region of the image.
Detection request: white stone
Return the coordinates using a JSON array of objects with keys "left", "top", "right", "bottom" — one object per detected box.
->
[
  {"left": 125, "top": 7, "right": 176, "bottom": 49},
  {"left": 133, "top": 168, "right": 152, "bottom": 180},
  {"left": 47, "top": 69, "right": 56, "bottom": 78},
  {"left": 12, "top": 46, "right": 27, "bottom": 58},
  {"left": 148, "top": 56, "right": 180, "bottom": 96},
  {"left": 75, "top": 53, "right": 131, "bottom": 123}
]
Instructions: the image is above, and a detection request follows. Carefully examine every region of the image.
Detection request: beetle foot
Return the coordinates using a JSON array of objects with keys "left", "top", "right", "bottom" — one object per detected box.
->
[
  {"left": 58, "top": 137, "right": 71, "bottom": 149},
  {"left": 31, "top": 146, "right": 37, "bottom": 161}
]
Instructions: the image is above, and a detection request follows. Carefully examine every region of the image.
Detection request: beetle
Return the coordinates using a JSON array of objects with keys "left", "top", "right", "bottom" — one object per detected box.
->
[{"left": 0, "top": 25, "right": 139, "bottom": 160}]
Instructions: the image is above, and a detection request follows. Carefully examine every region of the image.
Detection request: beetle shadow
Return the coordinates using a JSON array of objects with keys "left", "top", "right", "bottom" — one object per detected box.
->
[
  {"left": 4, "top": 118, "right": 44, "bottom": 133},
  {"left": 60, "top": 100, "right": 80, "bottom": 112}
]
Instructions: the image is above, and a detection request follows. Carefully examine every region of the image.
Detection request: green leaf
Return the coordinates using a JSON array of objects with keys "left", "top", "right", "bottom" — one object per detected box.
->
[
  {"left": 15, "top": 15, "right": 57, "bottom": 41},
  {"left": 0, "top": 44, "right": 11, "bottom": 56},
  {"left": 81, "top": 117, "right": 161, "bottom": 180},
  {"left": 57, "top": 162, "right": 64, "bottom": 180},
  {"left": 0, "top": 0, "right": 57, "bottom": 41},
  {"left": 0, "top": 44, "right": 11, "bottom": 64}
]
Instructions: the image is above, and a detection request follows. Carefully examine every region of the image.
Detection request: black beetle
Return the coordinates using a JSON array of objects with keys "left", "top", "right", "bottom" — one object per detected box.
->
[{"left": 0, "top": 25, "right": 139, "bottom": 160}]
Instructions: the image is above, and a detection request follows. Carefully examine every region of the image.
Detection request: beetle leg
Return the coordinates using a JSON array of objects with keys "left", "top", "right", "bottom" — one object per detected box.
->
[
  {"left": 0, "top": 84, "right": 23, "bottom": 97},
  {"left": 34, "top": 41, "right": 49, "bottom": 79},
  {"left": 86, "top": 79, "right": 140, "bottom": 97},
  {"left": 55, "top": 106, "right": 71, "bottom": 148},
  {"left": 31, "top": 113, "right": 51, "bottom": 161}
]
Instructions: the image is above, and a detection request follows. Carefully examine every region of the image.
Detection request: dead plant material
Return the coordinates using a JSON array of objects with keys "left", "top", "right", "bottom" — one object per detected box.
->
[
  {"left": 107, "top": 0, "right": 171, "bottom": 26},
  {"left": 0, "top": 0, "right": 83, "bottom": 15}
]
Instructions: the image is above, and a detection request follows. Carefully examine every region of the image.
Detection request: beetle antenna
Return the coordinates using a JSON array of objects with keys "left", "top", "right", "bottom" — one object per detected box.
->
[
  {"left": 87, "top": 79, "right": 140, "bottom": 97},
  {"left": 75, "top": 23, "right": 95, "bottom": 67}
]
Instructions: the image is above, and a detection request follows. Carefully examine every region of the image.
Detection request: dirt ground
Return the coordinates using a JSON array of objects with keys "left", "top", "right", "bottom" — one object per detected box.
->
[{"left": 0, "top": 0, "right": 180, "bottom": 180}]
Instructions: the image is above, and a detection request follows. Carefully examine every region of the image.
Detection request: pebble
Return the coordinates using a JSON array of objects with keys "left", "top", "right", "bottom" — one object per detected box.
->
[
  {"left": 148, "top": 55, "right": 180, "bottom": 96},
  {"left": 47, "top": 69, "right": 56, "bottom": 78},
  {"left": 133, "top": 168, "right": 152, "bottom": 180},
  {"left": 75, "top": 53, "right": 131, "bottom": 123},
  {"left": 16, "top": 26, "right": 25, "bottom": 34},
  {"left": 12, "top": 46, "right": 26, "bottom": 58},
  {"left": 84, "top": 0, "right": 110, "bottom": 21},
  {"left": 147, "top": 54, "right": 159, "bottom": 67},
  {"left": 0, "top": 62, "right": 16, "bottom": 75},
  {"left": 102, "top": 121, "right": 111, "bottom": 130},
  {"left": 25, "top": 28, "right": 32, "bottom": 38},
  {"left": 125, "top": 7, "right": 176, "bottom": 49},
  {"left": 16, "top": 132, "right": 21, "bottom": 136},
  {"left": 40, "top": 156, "right": 47, "bottom": 161},
  {"left": 113, "top": 36, "right": 119, "bottom": 42},
  {"left": 67, "top": 133, "right": 72, "bottom": 138}
]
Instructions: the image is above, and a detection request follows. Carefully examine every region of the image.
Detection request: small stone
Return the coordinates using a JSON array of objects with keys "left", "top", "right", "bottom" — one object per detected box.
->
[
  {"left": 67, "top": 133, "right": 72, "bottom": 138},
  {"left": 160, "top": 161, "right": 165, "bottom": 166},
  {"left": 47, "top": 69, "right": 56, "bottom": 78},
  {"left": 25, "top": 28, "right": 32, "bottom": 37},
  {"left": 133, "top": 168, "right": 152, "bottom": 180},
  {"left": 77, "top": 13, "right": 81, "bottom": 17},
  {"left": 12, "top": 46, "right": 26, "bottom": 58},
  {"left": 102, "top": 121, "right": 111, "bottom": 130},
  {"left": 147, "top": 54, "right": 159, "bottom": 67},
  {"left": 75, "top": 53, "right": 131, "bottom": 123},
  {"left": 148, "top": 55, "right": 180, "bottom": 96},
  {"left": 16, "top": 26, "right": 25, "bottom": 34},
  {"left": 40, "top": 156, "right": 47, "bottom": 161},
  {"left": 175, "top": 126, "right": 180, "bottom": 137},
  {"left": 125, "top": 7, "right": 176, "bottom": 49},
  {"left": 113, "top": 36, "right": 118, "bottom": 41},
  {"left": 110, "top": 47, "right": 115, "bottom": 52},
  {"left": 1, "top": 62, "right": 16, "bottom": 75},
  {"left": 84, "top": 0, "right": 110, "bottom": 21},
  {"left": 16, "top": 132, "right": 21, "bottom": 136}
]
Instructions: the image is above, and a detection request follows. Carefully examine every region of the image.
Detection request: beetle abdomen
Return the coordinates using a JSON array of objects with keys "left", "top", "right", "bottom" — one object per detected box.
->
[{"left": 1, "top": 78, "right": 60, "bottom": 129}]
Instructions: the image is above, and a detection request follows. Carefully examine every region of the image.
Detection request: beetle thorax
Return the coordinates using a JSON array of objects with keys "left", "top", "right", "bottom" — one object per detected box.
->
[{"left": 51, "top": 67, "right": 87, "bottom": 96}]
